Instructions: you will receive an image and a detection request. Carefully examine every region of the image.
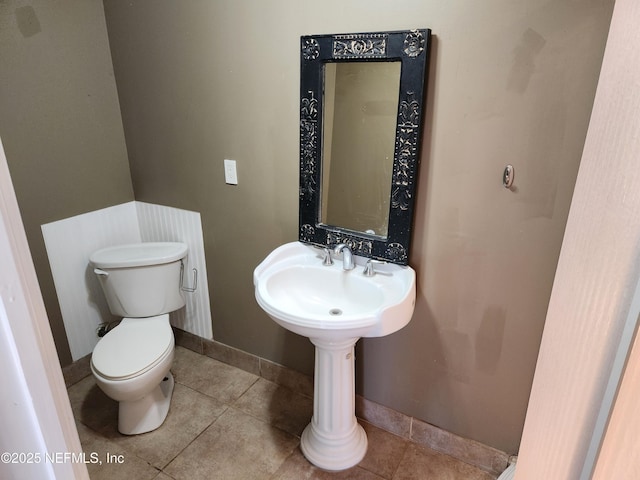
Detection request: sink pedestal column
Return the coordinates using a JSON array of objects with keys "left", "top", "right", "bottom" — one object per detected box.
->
[{"left": 300, "top": 337, "right": 367, "bottom": 471}]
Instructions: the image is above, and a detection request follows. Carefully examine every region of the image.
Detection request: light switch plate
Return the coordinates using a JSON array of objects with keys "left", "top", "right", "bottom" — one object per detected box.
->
[{"left": 224, "top": 159, "right": 238, "bottom": 185}]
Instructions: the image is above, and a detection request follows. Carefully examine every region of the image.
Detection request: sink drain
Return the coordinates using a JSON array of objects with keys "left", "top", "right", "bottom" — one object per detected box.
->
[{"left": 329, "top": 308, "right": 343, "bottom": 316}]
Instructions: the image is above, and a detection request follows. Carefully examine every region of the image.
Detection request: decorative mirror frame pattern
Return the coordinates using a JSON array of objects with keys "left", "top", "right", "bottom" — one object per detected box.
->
[{"left": 299, "top": 29, "right": 431, "bottom": 265}]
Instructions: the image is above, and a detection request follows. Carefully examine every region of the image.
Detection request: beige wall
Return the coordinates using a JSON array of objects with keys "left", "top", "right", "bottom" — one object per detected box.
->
[
  {"left": 102, "top": 0, "right": 612, "bottom": 453},
  {"left": 0, "top": 0, "right": 613, "bottom": 454},
  {"left": 0, "top": 0, "right": 134, "bottom": 365}
]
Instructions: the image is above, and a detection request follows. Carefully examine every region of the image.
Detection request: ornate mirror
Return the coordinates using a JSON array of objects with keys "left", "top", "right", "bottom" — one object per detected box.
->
[{"left": 299, "top": 29, "right": 431, "bottom": 265}]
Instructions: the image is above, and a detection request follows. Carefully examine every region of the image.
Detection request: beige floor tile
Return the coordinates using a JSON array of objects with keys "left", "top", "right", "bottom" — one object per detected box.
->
[
  {"left": 152, "top": 473, "right": 176, "bottom": 480},
  {"left": 70, "top": 371, "right": 228, "bottom": 469},
  {"left": 163, "top": 407, "right": 299, "bottom": 480},
  {"left": 102, "top": 383, "right": 228, "bottom": 469},
  {"left": 271, "top": 448, "right": 385, "bottom": 480},
  {"left": 67, "top": 375, "right": 118, "bottom": 434},
  {"left": 172, "top": 346, "right": 259, "bottom": 403},
  {"left": 233, "top": 377, "right": 313, "bottom": 436},
  {"left": 393, "top": 443, "right": 497, "bottom": 480},
  {"left": 76, "top": 422, "right": 159, "bottom": 480},
  {"left": 68, "top": 348, "right": 501, "bottom": 479},
  {"left": 359, "top": 421, "right": 409, "bottom": 479}
]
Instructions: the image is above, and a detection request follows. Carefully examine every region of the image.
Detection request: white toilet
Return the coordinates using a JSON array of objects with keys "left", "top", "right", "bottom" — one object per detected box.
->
[{"left": 89, "top": 242, "right": 188, "bottom": 435}]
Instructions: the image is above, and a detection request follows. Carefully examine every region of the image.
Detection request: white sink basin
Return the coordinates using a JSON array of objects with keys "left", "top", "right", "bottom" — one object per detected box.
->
[
  {"left": 253, "top": 241, "right": 416, "bottom": 472},
  {"left": 253, "top": 241, "right": 415, "bottom": 341}
]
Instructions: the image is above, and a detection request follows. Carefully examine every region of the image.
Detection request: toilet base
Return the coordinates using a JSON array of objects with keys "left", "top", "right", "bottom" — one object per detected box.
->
[{"left": 118, "top": 372, "right": 175, "bottom": 435}]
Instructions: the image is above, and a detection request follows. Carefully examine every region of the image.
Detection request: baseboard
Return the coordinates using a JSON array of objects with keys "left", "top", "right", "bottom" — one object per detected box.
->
[{"left": 61, "top": 353, "right": 92, "bottom": 388}]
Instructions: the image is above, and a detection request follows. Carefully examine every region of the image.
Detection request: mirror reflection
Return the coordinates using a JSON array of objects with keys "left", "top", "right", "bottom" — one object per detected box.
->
[{"left": 321, "top": 62, "right": 401, "bottom": 237}]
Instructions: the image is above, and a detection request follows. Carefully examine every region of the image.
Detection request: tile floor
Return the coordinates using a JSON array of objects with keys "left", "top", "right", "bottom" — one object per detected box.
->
[{"left": 68, "top": 346, "right": 497, "bottom": 479}]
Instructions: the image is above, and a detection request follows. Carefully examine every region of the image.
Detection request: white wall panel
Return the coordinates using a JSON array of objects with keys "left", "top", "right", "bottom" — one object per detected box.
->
[
  {"left": 42, "top": 201, "right": 212, "bottom": 361},
  {"left": 136, "top": 201, "right": 212, "bottom": 339},
  {"left": 42, "top": 202, "right": 140, "bottom": 360}
]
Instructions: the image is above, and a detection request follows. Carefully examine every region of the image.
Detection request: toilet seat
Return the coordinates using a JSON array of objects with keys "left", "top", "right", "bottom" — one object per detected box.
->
[{"left": 91, "top": 315, "right": 174, "bottom": 381}]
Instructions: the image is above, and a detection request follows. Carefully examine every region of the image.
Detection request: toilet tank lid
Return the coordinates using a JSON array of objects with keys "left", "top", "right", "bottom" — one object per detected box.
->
[{"left": 90, "top": 242, "right": 188, "bottom": 268}]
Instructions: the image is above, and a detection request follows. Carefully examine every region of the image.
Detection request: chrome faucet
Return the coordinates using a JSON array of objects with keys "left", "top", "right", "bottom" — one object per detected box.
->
[{"left": 333, "top": 243, "right": 355, "bottom": 270}]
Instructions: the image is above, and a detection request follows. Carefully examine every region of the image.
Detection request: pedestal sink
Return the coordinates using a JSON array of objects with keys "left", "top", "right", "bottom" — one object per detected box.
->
[{"left": 254, "top": 242, "right": 416, "bottom": 471}]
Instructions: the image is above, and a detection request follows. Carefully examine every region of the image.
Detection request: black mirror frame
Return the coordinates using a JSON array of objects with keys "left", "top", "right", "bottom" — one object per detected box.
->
[{"left": 298, "top": 29, "right": 431, "bottom": 265}]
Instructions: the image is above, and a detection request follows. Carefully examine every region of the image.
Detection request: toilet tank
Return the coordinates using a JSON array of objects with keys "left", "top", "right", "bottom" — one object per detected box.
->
[{"left": 90, "top": 242, "right": 188, "bottom": 318}]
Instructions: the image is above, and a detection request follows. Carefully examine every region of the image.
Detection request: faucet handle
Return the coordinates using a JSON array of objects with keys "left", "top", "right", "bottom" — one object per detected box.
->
[
  {"left": 321, "top": 248, "right": 334, "bottom": 266},
  {"left": 363, "top": 259, "right": 385, "bottom": 276},
  {"left": 313, "top": 245, "right": 334, "bottom": 266}
]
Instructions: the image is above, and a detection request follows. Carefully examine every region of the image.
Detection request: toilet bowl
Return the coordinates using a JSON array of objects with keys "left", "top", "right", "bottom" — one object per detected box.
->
[
  {"left": 91, "top": 315, "right": 175, "bottom": 434},
  {"left": 89, "top": 242, "right": 188, "bottom": 435}
]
